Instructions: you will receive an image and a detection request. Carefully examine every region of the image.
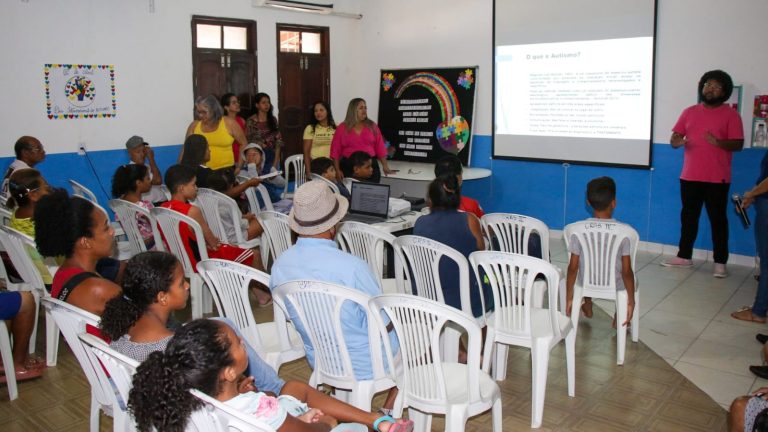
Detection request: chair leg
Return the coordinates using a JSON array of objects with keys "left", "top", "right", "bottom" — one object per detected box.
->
[
  {"left": 347, "top": 383, "right": 374, "bottom": 413},
  {"left": 616, "top": 292, "right": 628, "bottom": 365},
  {"left": 632, "top": 291, "right": 640, "bottom": 342},
  {"left": 570, "top": 288, "right": 583, "bottom": 331},
  {"left": 492, "top": 395, "right": 503, "bottom": 432},
  {"left": 190, "top": 276, "right": 202, "bottom": 319},
  {"left": 201, "top": 280, "right": 213, "bottom": 315},
  {"left": 46, "top": 309, "right": 59, "bottom": 366},
  {"left": 408, "top": 408, "right": 432, "bottom": 432},
  {"left": 481, "top": 329, "right": 495, "bottom": 374},
  {"left": 90, "top": 394, "right": 100, "bottom": 432},
  {"left": 445, "top": 405, "right": 469, "bottom": 432},
  {"left": 493, "top": 344, "right": 509, "bottom": 381},
  {"left": 530, "top": 339, "right": 551, "bottom": 428},
  {"left": 0, "top": 322, "right": 18, "bottom": 400},
  {"left": 565, "top": 329, "right": 576, "bottom": 397},
  {"left": 29, "top": 290, "right": 40, "bottom": 354}
]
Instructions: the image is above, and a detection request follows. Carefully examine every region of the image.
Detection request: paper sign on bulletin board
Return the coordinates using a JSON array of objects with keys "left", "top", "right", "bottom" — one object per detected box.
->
[
  {"left": 378, "top": 67, "right": 477, "bottom": 165},
  {"left": 45, "top": 64, "right": 117, "bottom": 119}
]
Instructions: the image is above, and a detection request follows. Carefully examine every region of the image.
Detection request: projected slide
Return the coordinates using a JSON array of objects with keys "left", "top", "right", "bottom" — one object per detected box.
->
[{"left": 496, "top": 38, "right": 652, "bottom": 140}]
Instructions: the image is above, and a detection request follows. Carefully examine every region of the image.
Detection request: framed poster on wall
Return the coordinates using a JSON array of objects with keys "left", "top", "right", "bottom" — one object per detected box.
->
[
  {"left": 377, "top": 67, "right": 477, "bottom": 165},
  {"left": 45, "top": 64, "right": 117, "bottom": 119}
]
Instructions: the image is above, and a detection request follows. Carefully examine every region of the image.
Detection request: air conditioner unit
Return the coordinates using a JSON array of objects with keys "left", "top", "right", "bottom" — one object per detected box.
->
[{"left": 252, "top": 0, "right": 361, "bottom": 19}]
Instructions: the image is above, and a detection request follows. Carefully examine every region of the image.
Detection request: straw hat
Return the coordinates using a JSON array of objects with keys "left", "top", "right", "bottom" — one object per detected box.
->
[{"left": 289, "top": 181, "right": 348, "bottom": 235}]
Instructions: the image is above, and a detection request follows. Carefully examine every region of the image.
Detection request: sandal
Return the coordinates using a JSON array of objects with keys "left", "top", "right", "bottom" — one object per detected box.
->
[
  {"left": 373, "top": 415, "right": 414, "bottom": 432},
  {"left": 731, "top": 307, "right": 767, "bottom": 324},
  {"left": 581, "top": 301, "right": 593, "bottom": 319},
  {"left": 0, "top": 356, "right": 46, "bottom": 373},
  {"left": 0, "top": 366, "right": 43, "bottom": 383}
]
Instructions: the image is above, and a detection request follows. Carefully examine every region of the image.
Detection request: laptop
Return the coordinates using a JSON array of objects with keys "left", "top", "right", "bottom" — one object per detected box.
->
[{"left": 343, "top": 181, "right": 390, "bottom": 223}]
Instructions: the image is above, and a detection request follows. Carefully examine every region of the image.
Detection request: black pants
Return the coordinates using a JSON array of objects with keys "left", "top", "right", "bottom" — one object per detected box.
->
[{"left": 678, "top": 179, "right": 730, "bottom": 264}]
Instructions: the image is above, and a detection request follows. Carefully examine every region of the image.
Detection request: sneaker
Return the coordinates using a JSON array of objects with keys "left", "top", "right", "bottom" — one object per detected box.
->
[
  {"left": 660, "top": 257, "right": 693, "bottom": 268},
  {"left": 713, "top": 263, "right": 728, "bottom": 278}
]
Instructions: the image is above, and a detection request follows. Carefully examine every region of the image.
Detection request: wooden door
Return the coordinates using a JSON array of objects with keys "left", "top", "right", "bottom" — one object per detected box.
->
[{"left": 276, "top": 26, "right": 330, "bottom": 159}]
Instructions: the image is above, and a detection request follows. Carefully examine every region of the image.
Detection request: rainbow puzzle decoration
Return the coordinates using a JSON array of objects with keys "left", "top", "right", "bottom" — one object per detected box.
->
[
  {"left": 44, "top": 64, "right": 117, "bottom": 119},
  {"left": 393, "top": 72, "right": 469, "bottom": 154}
]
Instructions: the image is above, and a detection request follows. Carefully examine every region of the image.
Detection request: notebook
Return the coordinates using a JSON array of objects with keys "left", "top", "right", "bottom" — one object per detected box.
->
[{"left": 344, "top": 181, "right": 390, "bottom": 223}]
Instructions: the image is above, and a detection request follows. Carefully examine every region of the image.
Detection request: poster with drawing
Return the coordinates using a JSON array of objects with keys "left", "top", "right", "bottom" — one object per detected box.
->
[
  {"left": 378, "top": 67, "right": 477, "bottom": 165},
  {"left": 45, "top": 64, "right": 117, "bottom": 119}
]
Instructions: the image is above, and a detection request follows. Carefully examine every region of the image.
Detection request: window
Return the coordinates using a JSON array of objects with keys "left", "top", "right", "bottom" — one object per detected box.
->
[
  {"left": 279, "top": 30, "right": 322, "bottom": 54},
  {"left": 195, "top": 23, "right": 249, "bottom": 50}
]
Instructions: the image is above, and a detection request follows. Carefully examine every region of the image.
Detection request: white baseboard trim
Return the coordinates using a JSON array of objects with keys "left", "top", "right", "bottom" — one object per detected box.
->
[{"left": 550, "top": 229, "right": 758, "bottom": 269}]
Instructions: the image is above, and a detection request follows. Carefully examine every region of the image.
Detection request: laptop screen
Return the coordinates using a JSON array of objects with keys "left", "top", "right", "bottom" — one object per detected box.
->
[{"left": 349, "top": 182, "right": 390, "bottom": 217}]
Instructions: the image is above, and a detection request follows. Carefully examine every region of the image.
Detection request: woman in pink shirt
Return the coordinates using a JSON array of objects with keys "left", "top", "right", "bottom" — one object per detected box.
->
[{"left": 330, "top": 98, "right": 394, "bottom": 183}]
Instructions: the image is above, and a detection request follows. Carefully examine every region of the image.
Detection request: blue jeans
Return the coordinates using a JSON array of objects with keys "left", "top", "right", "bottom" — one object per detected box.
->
[{"left": 752, "top": 199, "right": 768, "bottom": 317}]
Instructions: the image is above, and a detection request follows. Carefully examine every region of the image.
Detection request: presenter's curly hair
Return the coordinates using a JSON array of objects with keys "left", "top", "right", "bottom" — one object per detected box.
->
[
  {"left": 111, "top": 164, "right": 149, "bottom": 198},
  {"left": 698, "top": 69, "right": 734, "bottom": 101},
  {"left": 34, "top": 189, "right": 96, "bottom": 258},
  {"left": 100, "top": 252, "right": 179, "bottom": 340},
  {"left": 128, "top": 319, "right": 233, "bottom": 432}
]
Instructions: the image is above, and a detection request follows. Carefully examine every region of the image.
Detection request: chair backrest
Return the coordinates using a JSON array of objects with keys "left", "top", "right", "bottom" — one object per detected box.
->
[
  {"left": 272, "top": 280, "right": 389, "bottom": 388},
  {"left": 481, "top": 212, "right": 551, "bottom": 260},
  {"left": 0, "top": 226, "right": 44, "bottom": 290},
  {"left": 310, "top": 173, "right": 340, "bottom": 194},
  {"left": 150, "top": 207, "right": 209, "bottom": 277},
  {"left": 0, "top": 206, "right": 10, "bottom": 226},
  {"left": 196, "top": 188, "right": 247, "bottom": 245},
  {"left": 255, "top": 211, "right": 292, "bottom": 269},
  {"left": 241, "top": 181, "right": 275, "bottom": 215},
  {"left": 283, "top": 154, "right": 306, "bottom": 197},
  {"left": 196, "top": 259, "right": 276, "bottom": 353},
  {"left": 369, "top": 293, "right": 484, "bottom": 406},
  {"left": 78, "top": 332, "right": 139, "bottom": 416},
  {"left": 189, "top": 389, "right": 276, "bottom": 432},
  {"left": 159, "top": 184, "right": 172, "bottom": 201},
  {"left": 336, "top": 221, "right": 397, "bottom": 285},
  {"left": 69, "top": 179, "right": 99, "bottom": 203},
  {"left": 108, "top": 198, "right": 153, "bottom": 256},
  {"left": 563, "top": 221, "right": 638, "bottom": 292},
  {"left": 469, "top": 251, "right": 563, "bottom": 339},
  {"left": 41, "top": 297, "right": 114, "bottom": 413},
  {"left": 393, "top": 235, "right": 479, "bottom": 319}
]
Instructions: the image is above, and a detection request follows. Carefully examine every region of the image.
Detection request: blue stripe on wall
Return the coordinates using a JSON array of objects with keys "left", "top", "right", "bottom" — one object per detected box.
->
[{"left": 3, "top": 138, "right": 764, "bottom": 256}]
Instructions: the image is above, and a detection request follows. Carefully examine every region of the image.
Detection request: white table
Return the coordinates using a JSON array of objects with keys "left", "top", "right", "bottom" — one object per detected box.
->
[
  {"left": 371, "top": 209, "right": 424, "bottom": 234},
  {"left": 381, "top": 160, "right": 492, "bottom": 198}
]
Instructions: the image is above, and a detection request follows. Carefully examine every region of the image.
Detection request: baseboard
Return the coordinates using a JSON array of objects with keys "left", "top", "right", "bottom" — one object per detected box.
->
[{"left": 550, "top": 229, "right": 758, "bottom": 269}]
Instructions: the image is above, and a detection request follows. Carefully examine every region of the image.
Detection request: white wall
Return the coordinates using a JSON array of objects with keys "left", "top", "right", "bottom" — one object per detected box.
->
[{"left": 0, "top": 0, "right": 363, "bottom": 156}]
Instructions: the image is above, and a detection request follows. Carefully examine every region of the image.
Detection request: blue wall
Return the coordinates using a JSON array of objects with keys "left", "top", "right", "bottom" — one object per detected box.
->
[
  {"left": 3, "top": 139, "right": 764, "bottom": 256},
  {"left": 462, "top": 135, "right": 765, "bottom": 257}
]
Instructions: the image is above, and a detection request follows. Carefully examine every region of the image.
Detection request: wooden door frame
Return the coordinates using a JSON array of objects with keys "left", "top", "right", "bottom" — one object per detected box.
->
[{"left": 275, "top": 23, "right": 330, "bottom": 102}]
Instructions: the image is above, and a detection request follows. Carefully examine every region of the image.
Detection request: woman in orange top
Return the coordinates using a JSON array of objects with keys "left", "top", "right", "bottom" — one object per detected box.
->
[{"left": 183, "top": 95, "right": 247, "bottom": 171}]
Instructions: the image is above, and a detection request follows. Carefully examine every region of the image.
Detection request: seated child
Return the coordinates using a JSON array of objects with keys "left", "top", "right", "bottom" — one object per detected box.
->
[
  {"left": 565, "top": 176, "right": 635, "bottom": 327},
  {"left": 206, "top": 169, "right": 264, "bottom": 242},
  {"left": 7, "top": 168, "right": 54, "bottom": 288},
  {"left": 128, "top": 318, "right": 414, "bottom": 432},
  {"left": 342, "top": 151, "right": 374, "bottom": 192},
  {"left": 111, "top": 164, "right": 156, "bottom": 250},
  {"left": 310, "top": 157, "right": 350, "bottom": 199},
  {"left": 159, "top": 164, "right": 272, "bottom": 306},
  {"left": 237, "top": 142, "right": 286, "bottom": 202}
]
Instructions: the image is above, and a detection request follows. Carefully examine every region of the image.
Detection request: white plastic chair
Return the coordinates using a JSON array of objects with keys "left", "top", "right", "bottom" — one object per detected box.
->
[
  {"left": 196, "top": 259, "right": 304, "bottom": 371},
  {"left": 282, "top": 154, "right": 306, "bottom": 199},
  {"left": 150, "top": 207, "right": 212, "bottom": 319},
  {"left": 159, "top": 184, "right": 172, "bottom": 201},
  {"left": 41, "top": 297, "right": 127, "bottom": 432},
  {"left": 310, "top": 173, "right": 340, "bottom": 194},
  {"left": 481, "top": 213, "right": 551, "bottom": 260},
  {"left": 336, "top": 221, "right": 398, "bottom": 293},
  {"left": 108, "top": 199, "right": 154, "bottom": 257},
  {"left": 255, "top": 211, "right": 292, "bottom": 271},
  {"left": 563, "top": 221, "right": 640, "bottom": 365},
  {"left": 469, "top": 251, "right": 575, "bottom": 428},
  {"left": 78, "top": 332, "right": 139, "bottom": 430},
  {"left": 0, "top": 226, "right": 59, "bottom": 366},
  {"left": 0, "top": 320, "right": 17, "bottom": 400},
  {"left": 195, "top": 188, "right": 260, "bottom": 249},
  {"left": 272, "top": 280, "right": 398, "bottom": 413},
  {"left": 369, "top": 294, "right": 502, "bottom": 432},
  {"left": 189, "top": 389, "right": 277, "bottom": 432},
  {"left": 69, "top": 179, "right": 99, "bottom": 203},
  {"left": 242, "top": 183, "right": 275, "bottom": 215},
  {"left": 0, "top": 206, "right": 11, "bottom": 226}
]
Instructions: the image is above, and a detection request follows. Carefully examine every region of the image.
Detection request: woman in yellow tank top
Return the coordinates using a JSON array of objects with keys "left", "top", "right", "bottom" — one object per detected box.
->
[{"left": 183, "top": 95, "right": 247, "bottom": 170}]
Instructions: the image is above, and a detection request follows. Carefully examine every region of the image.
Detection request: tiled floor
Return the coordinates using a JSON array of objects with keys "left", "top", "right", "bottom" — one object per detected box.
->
[
  {"left": 3, "top": 235, "right": 755, "bottom": 430},
  {"left": 547, "top": 235, "right": 764, "bottom": 410}
]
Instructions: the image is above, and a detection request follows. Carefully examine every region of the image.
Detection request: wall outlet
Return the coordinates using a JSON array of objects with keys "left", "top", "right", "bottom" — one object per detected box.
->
[{"left": 77, "top": 142, "right": 86, "bottom": 155}]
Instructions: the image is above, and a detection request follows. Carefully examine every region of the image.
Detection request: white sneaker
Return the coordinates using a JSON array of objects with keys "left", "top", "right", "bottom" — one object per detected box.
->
[{"left": 714, "top": 263, "right": 728, "bottom": 278}]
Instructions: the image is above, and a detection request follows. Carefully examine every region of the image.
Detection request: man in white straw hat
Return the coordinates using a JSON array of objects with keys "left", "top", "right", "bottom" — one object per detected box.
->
[{"left": 270, "top": 180, "right": 400, "bottom": 413}]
